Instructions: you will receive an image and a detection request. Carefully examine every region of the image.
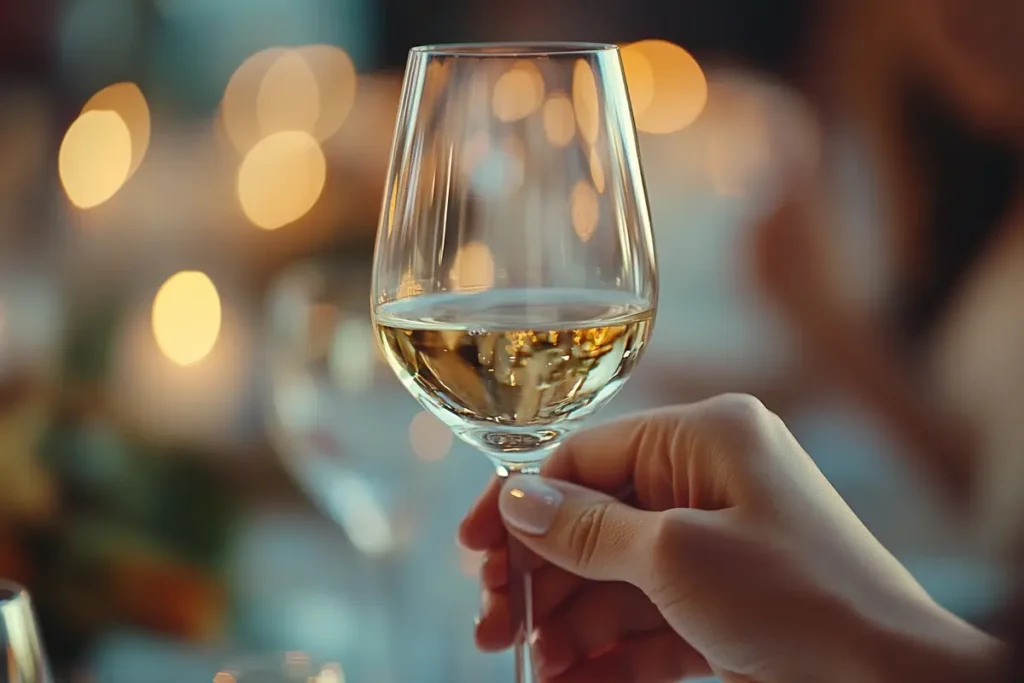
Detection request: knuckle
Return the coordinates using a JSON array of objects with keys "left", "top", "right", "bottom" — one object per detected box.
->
[
  {"left": 704, "top": 393, "right": 781, "bottom": 446},
  {"left": 566, "top": 501, "right": 611, "bottom": 570},
  {"left": 645, "top": 511, "right": 696, "bottom": 605},
  {"left": 650, "top": 511, "right": 685, "bottom": 566},
  {"left": 710, "top": 392, "right": 769, "bottom": 421}
]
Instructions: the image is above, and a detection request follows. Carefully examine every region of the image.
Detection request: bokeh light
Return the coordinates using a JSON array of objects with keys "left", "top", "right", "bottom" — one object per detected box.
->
[
  {"left": 572, "top": 60, "right": 600, "bottom": 144},
  {"left": 81, "top": 82, "right": 150, "bottom": 178},
  {"left": 464, "top": 133, "right": 524, "bottom": 199},
  {"left": 449, "top": 242, "right": 495, "bottom": 291},
  {"left": 237, "top": 130, "right": 327, "bottom": 230},
  {"left": 257, "top": 50, "right": 321, "bottom": 139},
  {"left": 492, "top": 60, "right": 545, "bottom": 122},
  {"left": 152, "top": 271, "right": 222, "bottom": 367},
  {"left": 409, "top": 411, "right": 453, "bottom": 462},
  {"left": 542, "top": 93, "right": 576, "bottom": 147},
  {"left": 621, "top": 40, "right": 707, "bottom": 134},
  {"left": 58, "top": 110, "right": 132, "bottom": 209},
  {"left": 315, "top": 663, "right": 345, "bottom": 683},
  {"left": 571, "top": 180, "right": 600, "bottom": 242},
  {"left": 221, "top": 45, "right": 357, "bottom": 153},
  {"left": 620, "top": 46, "right": 655, "bottom": 116},
  {"left": 301, "top": 44, "right": 358, "bottom": 141},
  {"left": 221, "top": 47, "right": 288, "bottom": 153}
]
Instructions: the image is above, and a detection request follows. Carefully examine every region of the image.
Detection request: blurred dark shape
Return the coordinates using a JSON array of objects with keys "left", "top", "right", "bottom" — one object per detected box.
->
[
  {"left": 895, "top": 77, "right": 1019, "bottom": 347},
  {"left": 378, "top": 0, "right": 813, "bottom": 80},
  {"left": 0, "top": 1, "right": 58, "bottom": 78},
  {"left": 748, "top": 0, "right": 1023, "bottom": 509}
]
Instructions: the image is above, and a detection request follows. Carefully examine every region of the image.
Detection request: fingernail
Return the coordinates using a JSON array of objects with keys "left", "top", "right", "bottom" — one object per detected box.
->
[{"left": 499, "top": 477, "right": 563, "bottom": 535}]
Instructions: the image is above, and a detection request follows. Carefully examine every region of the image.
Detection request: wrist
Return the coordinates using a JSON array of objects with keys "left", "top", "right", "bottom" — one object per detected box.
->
[{"left": 855, "top": 608, "right": 1009, "bottom": 683}]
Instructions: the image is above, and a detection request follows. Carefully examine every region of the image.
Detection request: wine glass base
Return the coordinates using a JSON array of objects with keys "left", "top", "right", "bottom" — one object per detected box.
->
[{"left": 452, "top": 425, "right": 562, "bottom": 468}]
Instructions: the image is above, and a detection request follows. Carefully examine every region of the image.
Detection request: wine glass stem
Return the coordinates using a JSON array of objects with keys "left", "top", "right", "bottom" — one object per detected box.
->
[{"left": 497, "top": 466, "right": 540, "bottom": 683}]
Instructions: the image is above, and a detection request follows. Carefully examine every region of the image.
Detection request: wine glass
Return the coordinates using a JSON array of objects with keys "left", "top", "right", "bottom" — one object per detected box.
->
[
  {"left": 265, "top": 260, "right": 411, "bottom": 559},
  {"left": 1, "top": 581, "right": 52, "bottom": 683},
  {"left": 370, "top": 43, "right": 657, "bottom": 683}
]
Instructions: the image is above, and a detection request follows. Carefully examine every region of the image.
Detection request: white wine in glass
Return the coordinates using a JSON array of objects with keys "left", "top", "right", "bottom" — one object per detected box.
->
[{"left": 371, "top": 43, "right": 657, "bottom": 683}]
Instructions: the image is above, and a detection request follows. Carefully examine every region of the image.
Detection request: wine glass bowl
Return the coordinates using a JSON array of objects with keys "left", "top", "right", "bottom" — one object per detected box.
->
[{"left": 372, "top": 42, "right": 658, "bottom": 472}]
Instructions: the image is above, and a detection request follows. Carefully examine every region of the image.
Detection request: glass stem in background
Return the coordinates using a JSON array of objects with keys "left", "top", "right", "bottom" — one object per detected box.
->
[
  {"left": 497, "top": 465, "right": 541, "bottom": 683},
  {"left": 0, "top": 582, "right": 52, "bottom": 683}
]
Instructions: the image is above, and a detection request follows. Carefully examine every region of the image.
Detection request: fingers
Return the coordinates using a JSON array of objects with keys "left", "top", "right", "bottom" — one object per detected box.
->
[
  {"left": 459, "top": 476, "right": 504, "bottom": 550},
  {"left": 461, "top": 394, "right": 790, "bottom": 556},
  {"left": 499, "top": 476, "right": 662, "bottom": 588},
  {"left": 540, "top": 412, "right": 661, "bottom": 494},
  {"left": 532, "top": 582, "right": 664, "bottom": 678},
  {"left": 546, "top": 630, "right": 709, "bottom": 683},
  {"left": 476, "top": 562, "right": 583, "bottom": 650},
  {"left": 480, "top": 547, "right": 508, "bottom": 590},
  {"left": 475, "top": 589, "right": 511, "bottom": 651}
]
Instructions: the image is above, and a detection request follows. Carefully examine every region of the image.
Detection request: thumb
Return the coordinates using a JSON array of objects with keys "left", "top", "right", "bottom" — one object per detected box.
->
[{"left": 499, "top": 475, "right": 661, "bottom": 588}]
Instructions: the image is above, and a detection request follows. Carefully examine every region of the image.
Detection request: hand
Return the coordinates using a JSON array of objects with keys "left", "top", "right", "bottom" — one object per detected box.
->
[{"left": 459, "top": 395, "right": 1005, "bottom": 683}]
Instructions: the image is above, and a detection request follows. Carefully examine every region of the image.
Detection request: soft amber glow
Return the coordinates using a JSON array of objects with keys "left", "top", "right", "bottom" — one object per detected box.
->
[
  {"left": 257, "top": 50, "right": 321, "bottom": 138},
  {"left": 572, "top": 60, "right": 600, "bottom": 144},
  {"left": 449, "top": 242, "right": 495, "bottom": 291},
  {"left": 221, "top": 47, "right": 289, "bottom": 153},
  {"left": 299, "top": 44, "right": 357, "bottom": 141},
  {"left": 82, "top": 82, "right": 150, "bottom": 177},
  {"left": 589, "top": 147, "right": 606, "bottom": 194},
  {"left": 222, "top": 45, "right": 357, "bottom": 152},
  {"left": 621, "top": 40, "right": 707, "bottom": 134},
  {"left": 492, "top": 61, "right": 545, "bottom": 122},
  {"left": 213, "top": 673, "right": 236, "bottom": 683},
  {"left": 237, "top": 131, "right": 327, "bottom": 230},
  {"left": 152, "top": 271, "right": 222, "bottom": 367},
  {"left": 409, "top": 411, "right": 453, "bottom": 462},
  {"left": 542, "top": 93, "right": 576, "bottom": 147},
  {"left": 58, "top": 110, "right": 132, "bottom": 209},
  {"left": 620, "top": 47, "right": 655, "bottom": 117},
  {"left": 571, "top": 180, "right": 600, "bottom": 241}
]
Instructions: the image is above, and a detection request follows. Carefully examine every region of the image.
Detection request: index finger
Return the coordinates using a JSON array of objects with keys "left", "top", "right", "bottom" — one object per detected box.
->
[
  {"left": 458, "top": 475, "right": 504, "bottom": 550},
  {"left": 540, "top": 405, "right": 682, "bottom": 494},
  {"left": 460, "top": 405, "right": 681, "bottom": 549}
]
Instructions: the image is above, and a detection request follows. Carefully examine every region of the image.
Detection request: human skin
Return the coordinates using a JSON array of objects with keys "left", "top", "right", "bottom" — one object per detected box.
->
[{"left": 460, "top": 395, "right": 1007, "bottom": 683}]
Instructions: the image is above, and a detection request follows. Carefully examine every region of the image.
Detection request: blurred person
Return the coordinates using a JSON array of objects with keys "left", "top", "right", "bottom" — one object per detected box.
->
[
  {"left": 459, "top": 396, "right": 1010, "bottom": 682},
  {"left": 742, "top": 0, "right": 1023, "bottom": 526}
]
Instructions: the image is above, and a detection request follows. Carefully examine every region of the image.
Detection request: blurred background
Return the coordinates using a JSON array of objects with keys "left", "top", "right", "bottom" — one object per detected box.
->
[{"left": 1, "top": 0, "right": 1022, "bottom": 681}]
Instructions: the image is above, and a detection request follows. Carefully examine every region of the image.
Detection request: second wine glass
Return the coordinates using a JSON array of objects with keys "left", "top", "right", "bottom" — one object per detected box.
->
[{"left": 371, "top": 42, "right": 658, "bottom": 683}]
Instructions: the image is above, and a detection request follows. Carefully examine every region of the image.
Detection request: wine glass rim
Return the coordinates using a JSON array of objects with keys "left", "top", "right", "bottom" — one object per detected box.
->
[{"left": 410, "top": 42, "right": 619, "bottom": 58}]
